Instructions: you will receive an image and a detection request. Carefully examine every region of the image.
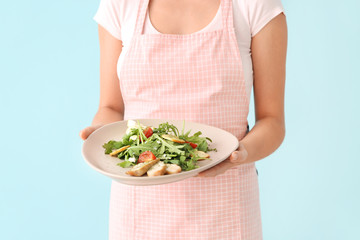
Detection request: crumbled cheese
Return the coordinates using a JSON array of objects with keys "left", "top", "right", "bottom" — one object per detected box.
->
[
  {"left": 129, "top": 135, "right": 137, "bottom": 141},
  {"left": 126, "top": 119, "right": 147, "bottom": 134},
  {"left": 128, "top": 157, "right": 136, "bottom": 163},
  {"left": 127, "top": 120, "right": 137, "bottom": 128}
]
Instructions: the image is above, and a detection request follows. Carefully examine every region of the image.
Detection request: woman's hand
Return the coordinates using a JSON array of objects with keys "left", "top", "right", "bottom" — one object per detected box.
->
[
  {"left": 79, "top": 125, "right": 103, "bottom": 140},
  {"left": 198, "top": 142, "right": 248, "bottom": 177}
]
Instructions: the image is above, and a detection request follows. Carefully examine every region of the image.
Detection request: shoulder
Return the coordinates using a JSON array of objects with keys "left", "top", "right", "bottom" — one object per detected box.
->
[
  {"left": 233, "top": 0, "right": 284, "bottom": 37},
  {"left": 95, "top": 0, "right": 141, "bottom": 19},
  {"left": 235, "top": 0, "right": 284, "bottom": 10},
  {"left": 94, "top": 0, "right": 141, "bottom": 40},
  {"left": 101, "top": 0, "right": 140, "bottom": 12}
]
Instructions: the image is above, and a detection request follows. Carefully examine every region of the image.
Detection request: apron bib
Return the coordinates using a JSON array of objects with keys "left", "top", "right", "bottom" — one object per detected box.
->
[{"left": 109, "top": 0, "right": 262, "bottom": 239}]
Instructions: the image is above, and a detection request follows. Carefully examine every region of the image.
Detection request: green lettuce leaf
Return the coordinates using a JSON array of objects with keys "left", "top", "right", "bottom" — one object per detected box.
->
[
  {"left": 117, "top": 161, "right": 135, "bottom": 168},
  {"left": 102, "top": 140, "right": 124, "bottom": 154}
]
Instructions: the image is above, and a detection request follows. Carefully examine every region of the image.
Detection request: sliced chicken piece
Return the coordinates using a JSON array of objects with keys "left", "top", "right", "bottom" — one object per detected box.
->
[
  {"left": 165, "top": 164, "right": 182, "bottom": 175},
  {"left": 147, "top": 161, "right": 167, "bottom": 177},
  {"left": 126, "top": 158, "right": 160, "bottom": 176},
  {"left": 109, "top": 145, "right": 131, "bottom": 156},
  {"left": 161, "top": 134, "right": 186, "bottom": 144},
  {"left": 193, "top": 150, "right": 210, "bottom": 160}
]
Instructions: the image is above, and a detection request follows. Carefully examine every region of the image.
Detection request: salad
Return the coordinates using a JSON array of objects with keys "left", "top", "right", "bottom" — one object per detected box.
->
[{"left": 102, "top": 120, "right": 215, "bottom": 177}]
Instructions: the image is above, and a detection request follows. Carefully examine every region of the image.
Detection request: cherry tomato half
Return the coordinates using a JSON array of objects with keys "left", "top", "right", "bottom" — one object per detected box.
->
[
  {"left": 185, "top": 141, "right": 198, "bottom": 149},
  {"left": 138, "top": 151, "right": 156, "bottom": 163},
  {"left": 143, "top": 127, "right": 153, "bottom": 138}
]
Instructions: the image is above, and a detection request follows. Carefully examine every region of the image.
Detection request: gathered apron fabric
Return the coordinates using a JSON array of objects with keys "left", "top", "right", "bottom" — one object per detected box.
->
[{"left": 109, "top": 0, "right": 262, "bottom": 239}]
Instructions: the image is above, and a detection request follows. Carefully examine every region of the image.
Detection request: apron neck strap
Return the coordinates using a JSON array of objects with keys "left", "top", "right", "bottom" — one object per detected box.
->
[
  {"left": 134, "top": 0, "right": 234, "bottom": 36},
  {"left": 134, "top": 0, "right": 149, "bottom": 36},
  {"left": 221, "top": 0, "right": 234, "bottom": 30}
]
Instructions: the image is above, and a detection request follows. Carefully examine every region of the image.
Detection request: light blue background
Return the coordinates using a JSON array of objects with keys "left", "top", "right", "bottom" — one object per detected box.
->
[{"left": 1, "top": 0, "right": 359, "bottom": 239}]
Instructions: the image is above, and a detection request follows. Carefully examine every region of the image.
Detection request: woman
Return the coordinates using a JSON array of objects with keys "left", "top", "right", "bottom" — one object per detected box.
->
[{"left": 80, "top": 0, "right": 287, "bottom": 239}]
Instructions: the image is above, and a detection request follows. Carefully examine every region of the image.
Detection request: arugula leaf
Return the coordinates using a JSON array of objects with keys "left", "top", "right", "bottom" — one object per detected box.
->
[
  {"left": 136, "top": 120, "right": 148, "bottom": 143},
  {"left": 164, "top": 159, "right": 180, "bottom": 165},
  {"left": 102, "top": 140, "right": 124, "bottom": 154},
  {"left": 122, "top": 128, "right": 138, "bottom": 142},
  {"left": 197, "top": 140, "right": 208, "bottom": 152},
  {"left": 178, "top": 158, "right": 197, "bottom": 171},
  {"left": 154, "top": 122, "right": 180, "bottom": 136},
  {"left": 179, "top": 130, "right": 211, "bottom": 152},
  {"left": 158, "top": 141, "right": 166, "bottom": 155},
  {"left": 155, "top": 134, "right": 185, "bottom": 155},
  {"left": 185, "top": 159, "right": 197, "bottom": 171},
  {"left": 117, "top": 161, "right": 135, "bottom": 168}
]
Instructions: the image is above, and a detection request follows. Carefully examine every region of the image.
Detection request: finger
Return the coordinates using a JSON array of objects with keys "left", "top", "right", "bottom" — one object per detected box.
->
[
  {"left": 198, "top": 159, "right": 235, "bottom": 177},
  {"left": 229, "top": 151, "right": 240, "bottom": 163},
  {"left": 229, "top": 148, "right": 248, "bottom": 164},
  {"left": 79, "top": 127, "right": 91, "bottom": 140},
  {"left": 79, "top": 125, "right": 101, "bottom": 140},
  {"left": 199, "top": 162, "right": 230, "bottom": 177}
]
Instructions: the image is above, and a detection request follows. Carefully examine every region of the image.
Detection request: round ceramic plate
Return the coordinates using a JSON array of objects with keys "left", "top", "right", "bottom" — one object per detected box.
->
[{"left": 82, "top": 119, "right": 239, "bottom": 186}]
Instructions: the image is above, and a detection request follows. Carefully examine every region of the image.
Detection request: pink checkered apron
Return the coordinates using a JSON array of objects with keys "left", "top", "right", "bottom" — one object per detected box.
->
[{"left": 109, "top": 0, "right": 262, "bottom": 239}]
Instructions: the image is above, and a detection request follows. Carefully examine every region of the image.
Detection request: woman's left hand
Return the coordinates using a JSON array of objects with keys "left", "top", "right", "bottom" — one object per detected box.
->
[{"left": 198, "top": 142, "right": 248, "bottom": 177}]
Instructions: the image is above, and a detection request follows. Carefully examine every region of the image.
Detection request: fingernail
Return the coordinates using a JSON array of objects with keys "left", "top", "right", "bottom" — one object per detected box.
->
[{"left": 230, "top": 152, "right": 239, "bottom": 163}]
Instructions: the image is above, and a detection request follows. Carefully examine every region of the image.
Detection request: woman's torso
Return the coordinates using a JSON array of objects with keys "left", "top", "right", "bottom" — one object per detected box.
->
[{"left": 109, "top": 0, "right": 261, "bottom": 236}]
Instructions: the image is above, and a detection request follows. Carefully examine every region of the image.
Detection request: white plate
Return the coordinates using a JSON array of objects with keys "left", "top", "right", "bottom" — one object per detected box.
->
[{"left": 82, "top": 119, "right": 239, "bottom": 186}]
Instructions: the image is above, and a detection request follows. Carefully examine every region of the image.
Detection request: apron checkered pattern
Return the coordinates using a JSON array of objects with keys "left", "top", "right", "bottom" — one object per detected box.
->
[{"left": 109, "top": 0, "right": 262, "bottom": 239}]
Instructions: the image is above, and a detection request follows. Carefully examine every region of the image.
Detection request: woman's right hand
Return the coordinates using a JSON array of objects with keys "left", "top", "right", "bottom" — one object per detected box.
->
[{"left": 79, "top": 124, "right": 103, "bottom": 140}]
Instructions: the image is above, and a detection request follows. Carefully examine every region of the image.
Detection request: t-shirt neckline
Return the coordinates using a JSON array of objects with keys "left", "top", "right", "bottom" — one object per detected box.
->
[{"left": 145, "top": 3, "right": 222, "bottom": 35}]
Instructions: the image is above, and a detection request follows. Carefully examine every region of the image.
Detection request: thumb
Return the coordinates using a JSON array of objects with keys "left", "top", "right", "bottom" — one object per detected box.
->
[
  {"left": 79, "top": 125, "right": 102, "bottom": 140},
  {"left": 229, "top": 147, "right": 248, "bottom": 164}
]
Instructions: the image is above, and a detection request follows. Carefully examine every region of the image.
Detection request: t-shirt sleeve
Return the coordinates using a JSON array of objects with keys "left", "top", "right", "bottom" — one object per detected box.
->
[
  {"left": 246, "top": 0, "right": 285, "bottom": 37},
  {"left": 93, "top": 0, "right": 122, "bottom": 40}
]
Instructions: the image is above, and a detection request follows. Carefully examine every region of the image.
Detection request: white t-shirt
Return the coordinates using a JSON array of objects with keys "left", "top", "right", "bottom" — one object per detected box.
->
[{"left": 94, "top": 0, "right": 284, "bottom": 101}]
